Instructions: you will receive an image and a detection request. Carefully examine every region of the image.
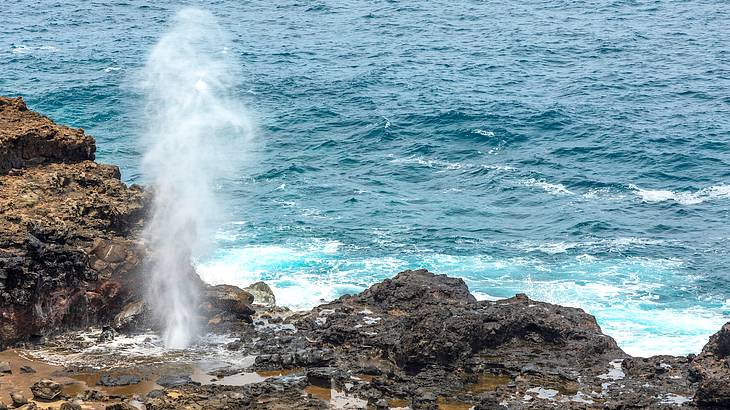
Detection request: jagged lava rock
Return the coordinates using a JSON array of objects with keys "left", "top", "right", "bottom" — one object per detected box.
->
[
  {"left": 0, "top": 96, "right": 149, "bottom": 348},
  {"left": 0, "top": 97, "right": 94, "bottom": 173},
  {"left": 690, "top": 322, "right": 730, "bottom": 407},
  {"left": 244, "top": 281, "right": 276, "bottom": 307},
  {"left": 30, "top": 379, "right": 62, "bottom": 401}
]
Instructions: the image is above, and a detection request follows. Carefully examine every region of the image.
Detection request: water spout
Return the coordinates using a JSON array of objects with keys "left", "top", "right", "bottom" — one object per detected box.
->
[{"left": 140, "top": 8, "right": 252, "bottom": 349}]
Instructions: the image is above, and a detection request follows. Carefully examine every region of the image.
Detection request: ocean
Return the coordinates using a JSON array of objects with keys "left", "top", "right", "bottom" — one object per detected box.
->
[{"left": 2, "top": 0, "right": 729, "bottom": 357}]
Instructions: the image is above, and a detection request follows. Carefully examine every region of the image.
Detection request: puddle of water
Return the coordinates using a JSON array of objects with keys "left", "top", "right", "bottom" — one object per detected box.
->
[
  {"left": 437, "top": 396, "right": 474, "bottom": 410},
  {"left": 465, "top": 373, "right": 512, "bottom": 393},
  {"left": 190, "top": 367, "right": 302, "bottom": 386},
  {"left": 67, "top": 372, "right": 162, "bottom": 397},
  {"left": 388, "top": 397, "right": 411, "bottom": 409},
  {"left": 304, "top": 385, "right": 368, "bottom": 408},
  {"left": 0, "top": 350, "right": 110, "bottom": 409},
  {"left": 305, "top": 385, "right": 332, "bottom": 401}
]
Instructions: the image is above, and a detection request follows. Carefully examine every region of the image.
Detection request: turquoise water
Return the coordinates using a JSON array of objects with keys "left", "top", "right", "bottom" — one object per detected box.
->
[{"left": 2, "top": 0, "right": 729, "bottom": 356}]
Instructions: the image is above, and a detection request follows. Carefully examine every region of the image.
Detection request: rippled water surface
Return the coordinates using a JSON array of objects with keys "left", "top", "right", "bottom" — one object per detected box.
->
[{"left": 2, "top": 0, "right": 729, "bottom": 356}]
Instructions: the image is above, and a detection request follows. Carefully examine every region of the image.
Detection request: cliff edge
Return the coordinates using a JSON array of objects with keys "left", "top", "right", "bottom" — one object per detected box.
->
[{"left": 0, "top": 96, "right": 149, "bottom": 348}]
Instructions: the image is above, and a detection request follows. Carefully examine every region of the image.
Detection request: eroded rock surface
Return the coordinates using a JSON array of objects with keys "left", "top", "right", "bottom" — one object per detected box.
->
[
  {"left": 149, "top": 269, "right": 724, "bottom": 409},
  {"left": 690, "top": 323, "right": 730, "bottom": 407},
  {"left": 0, "top": 96, "right": 149, "bottom": 348},
  {"left": 0, "top": 97, "right": 94, "bottom": 174}
]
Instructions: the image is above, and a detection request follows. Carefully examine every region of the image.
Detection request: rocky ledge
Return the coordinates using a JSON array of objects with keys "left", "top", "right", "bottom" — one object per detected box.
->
[
  {"left": 0, "top": 96, "right": 150, "bottom": 348},
  {"left": 0, "top": 97, "right": 256, "bottom": 348},
  {"left": 133, "top": 269, "right": 727, "bottom": 409}
]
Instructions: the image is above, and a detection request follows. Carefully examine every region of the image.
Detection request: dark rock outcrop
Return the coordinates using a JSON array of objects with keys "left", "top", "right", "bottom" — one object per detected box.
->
[
  {"left": 154, "top": 269, "right": 718, "bottom": 409},
  {"left": 0, "top": 96, "right": 149, "bottom": 348},
  {"left": 690, "top": 322, "right": 730, "bottom": 407}
]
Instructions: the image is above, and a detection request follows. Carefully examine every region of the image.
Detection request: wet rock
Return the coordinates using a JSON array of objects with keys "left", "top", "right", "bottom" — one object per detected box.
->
[
  {"left": 112, "top": 300, "right": 149, "bottom": 332},
  {"left": 98, "top": 326, "right": 118, "bottom": 342},
  {"left": 306, "top": 367, "right": 338, "bottom": 387},
  {"left": 30, "top": 379, "right": 62, "bottom": 401},
  {"left": 245, "top": 281, "right": 276, "bottom": 307},
  {"left": 59, "top": 399, "right": 83, "bottom": 410},
  {"left": 145, "top": 390, "right": 164, "bottom": 399},
  {"left": 155, "top": 374, "right": 199, "bottom": 388},
  {"left": 98, "top": 374, "right": 142, "bottom": 386},
  {"left": 10, "top": 392, "right": 28, "bottom": 406},
  {"left": 204, "top": 284, "right": 255, "bottom": 317},
  {"left": 19, "top": 365, "right": 35, "bottom": 373},
  {"left": 105, "top": 401, "right": 145, "bottom": 410},
  {"left": 0, "top": 361, "right": 10, "bottom": 373},
  {"left": 82, "top": 389, "right": 109, "bottom": 402},
  {"left": 690, "top": 322, "right": 730, "bottom": 407}
]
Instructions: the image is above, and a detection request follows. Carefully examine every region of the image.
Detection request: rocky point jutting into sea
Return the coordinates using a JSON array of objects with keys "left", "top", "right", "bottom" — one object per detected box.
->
[{"left": 0, "top": 96, "right": 729, "bottom": 409}]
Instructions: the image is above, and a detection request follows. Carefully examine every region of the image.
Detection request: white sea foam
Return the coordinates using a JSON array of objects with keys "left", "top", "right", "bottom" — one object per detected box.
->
[
  {"left": 388, "top": 155, "right": 515, "bottom": 172},
  {"left": 11, "top": 44, "right": 57, "bottom": 54},
  {"left": 660, "top": 393, "right": 692, "bottom": 405},
  {"left": 630, "top": 183, "right": 730, "bottom": 205},
  {"left": 519, "top": 178, "right": 573, "bottom": 195},
  {"left": 473, "top": 128, "right": 495, "bottom": 137}
]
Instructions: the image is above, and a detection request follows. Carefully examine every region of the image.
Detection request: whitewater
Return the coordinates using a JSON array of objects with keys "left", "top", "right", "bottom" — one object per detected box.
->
[{"left": 2, "top": 0, "right": 729, "bottom": 356}]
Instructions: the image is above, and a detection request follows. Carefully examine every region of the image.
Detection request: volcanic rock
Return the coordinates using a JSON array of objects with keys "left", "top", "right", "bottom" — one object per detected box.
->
[
  {"left": 202, "top": 284, "right": 255, "bottom": 326},
  {"left": 98, "top": 374, "right": 142, "bottom": 387},
  {"left": 0, "top": 96, "right": 94, "bottom": 174},
  {"left": 690, "top": 322, "right": 730, "bottom": 407},
  {"left": 244, "top": 281, "right": 276, "bottom": 307},
  {"left": 30, "top": 379, "right": 62, "bottom": 401},
  {"left": 59, "top": 400, "right": 83, "bottom": 410},
  {"left": 10, "top": 392, "right": 27, "bottom": 406},
  {"left": 0, "top": 96, "right": 149, "bottom": 348},
  {"left": 155, "top": 374, "right": 198, "bottom": 388}
]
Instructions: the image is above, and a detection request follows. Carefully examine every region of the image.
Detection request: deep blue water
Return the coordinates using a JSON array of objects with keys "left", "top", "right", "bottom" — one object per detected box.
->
[{"left": 2, "top": 0, "right": 730, "bottom": 356}]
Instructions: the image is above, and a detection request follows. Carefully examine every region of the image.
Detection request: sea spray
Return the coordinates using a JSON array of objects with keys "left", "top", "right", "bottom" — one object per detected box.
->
[{"left": 140, "top": 8, "right": 253, "bottom": 348}]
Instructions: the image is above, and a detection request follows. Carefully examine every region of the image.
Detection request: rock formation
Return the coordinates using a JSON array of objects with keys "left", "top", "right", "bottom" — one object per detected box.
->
[
  {"left": 146, "top": 269, "right": 729, "bottom": 409},
  {"left": 0, "top": 96, "right": 150, "bottom": 348}
]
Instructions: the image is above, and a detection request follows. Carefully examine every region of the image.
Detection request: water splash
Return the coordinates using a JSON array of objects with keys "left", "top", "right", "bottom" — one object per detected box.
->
[{"left": 140, "top": 8, "right": 253, "bottom": 348}]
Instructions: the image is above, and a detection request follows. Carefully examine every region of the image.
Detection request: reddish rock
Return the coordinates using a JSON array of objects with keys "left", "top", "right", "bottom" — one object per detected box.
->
[
  {"left": 0, "top": 96, "right": 149, "bottom": 348},
  {"left": 0, "top": 96, "right": 95, "bottom": 174}
]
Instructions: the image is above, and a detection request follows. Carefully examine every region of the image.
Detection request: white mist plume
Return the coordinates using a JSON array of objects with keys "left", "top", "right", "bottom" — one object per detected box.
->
[{"left": 141, "top": 8, "right": 252, "bottom": 349}]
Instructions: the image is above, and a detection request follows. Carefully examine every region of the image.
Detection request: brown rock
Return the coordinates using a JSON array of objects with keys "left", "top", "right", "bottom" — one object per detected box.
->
[
  {"left": 30, "top": 379, "right": 62, "bottom": 401},
  {"left": 113, "top": 300, "right": 149, "bottom": 331},
  {"left": 10, "top": 392, "right": 27, "bottom": 406},
  {"left": 691, "top": 322, "right": 730, "bottom": 407},
  {"left": 0, "top": 97, "right": 151, "bottom": 348},
  {"left": 0, "top": 96, "right": 95, "bottom": 174},
  {"left": 205, "top": 284, "right": 255, "bottom": 317},
  {"left": 60, "top": 400, "right": 83, "bottom": 410}
]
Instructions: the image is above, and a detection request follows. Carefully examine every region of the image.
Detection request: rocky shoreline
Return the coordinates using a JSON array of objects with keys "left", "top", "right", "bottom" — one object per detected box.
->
[{"left": 0, "top": 97, "right": 728, "bottom": 409}]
